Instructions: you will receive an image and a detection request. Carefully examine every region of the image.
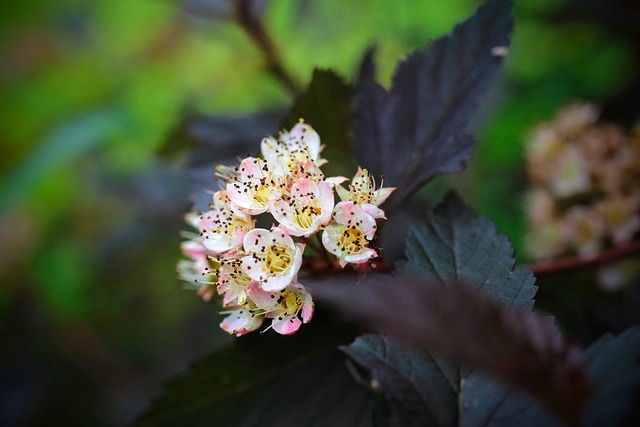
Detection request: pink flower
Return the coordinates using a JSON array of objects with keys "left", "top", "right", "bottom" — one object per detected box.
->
[
  {"left": 197, "top": 190, "right": 254, "bottom": 254},
  {"left": 178, "top": 240, "right": 219, "bottom": 301},
  {"left": 261, "top": 121, "right": 326, "bottom": 168},
  {"left": 217, "top": 257, "right": 254, "bottom": 307},
  {"left": 220, "top": 306, "right": 264, "bottom": 336},
  {"left": 336, "top": 167, "right": 395, "bottom": 219},
  {"left": 269, "top": 178, "right": 334, "bottom": 237},
  {"left": 246, "top": 281, "right": 314, "bottom": 335},
  {"left": 241, "top": 227, "right": 304, "bottom": 292},
  {"left": 322, "top": 201, "right": 378, "bottom": 267},
  {"left": 226, "top": 157, "right": 285, "bottom": 215}
]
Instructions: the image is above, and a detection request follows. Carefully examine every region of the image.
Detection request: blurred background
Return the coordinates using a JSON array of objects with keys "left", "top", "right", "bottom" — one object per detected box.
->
[{"left": 1, "top": 0, "right": 639, "bottom": 425}]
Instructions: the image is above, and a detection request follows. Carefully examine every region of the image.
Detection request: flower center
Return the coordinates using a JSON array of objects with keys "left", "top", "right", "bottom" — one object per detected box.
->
[
  {"left": 278, "top": 289, "right": 303, "bottom": 316},
  {"left": 338, "top": 227, "right": 367, "bottom": 253},
  {"left": 294, "top": 205, "right": 322, "bottom": 229},
  {"left": 264, "top": 245, "right": 292, "bottom": 274},
  {"left": 253, "top": 185, "right": 271, "bottom": 205}
]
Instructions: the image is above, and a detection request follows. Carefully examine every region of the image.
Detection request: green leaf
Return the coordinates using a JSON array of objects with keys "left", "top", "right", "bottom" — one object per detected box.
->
[
  {"left": 351, "top": 0, "right": 513, "bottom": 211},
  {"left": 0, "top": 108, "right": 126, "bottom": 211},
  {"left": 403, "top": 190, "right": 537, "bottom": 310}
]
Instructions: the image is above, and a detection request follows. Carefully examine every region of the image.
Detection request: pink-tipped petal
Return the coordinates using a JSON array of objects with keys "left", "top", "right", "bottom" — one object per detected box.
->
[
  {"left": 361, "top": 203, "right": 386, "bottom": 220},
  {"left": 344, "top": 248, "right": 377, "bottom": 264},
  {"left": 374, "top": 187, "right": 395, "bottom": 205},
  {"left": 301, "top": 298, "right": 314, "bottom": 323},
  {"left": 273, "top": 315, "right": 302, "bottom": 335},
  {"left": 246, "top": 281, "right": 275, "bottom": 307}
]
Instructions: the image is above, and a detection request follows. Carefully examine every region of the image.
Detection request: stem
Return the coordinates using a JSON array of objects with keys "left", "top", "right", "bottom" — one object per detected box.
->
[
  {"left": 233, "top": 0, "right": 302, "bottom": 96},
  {"left": 527, "top": 240, "right": 640, "bottom": 277},
  {"left": 305, "top": 234, "right": 325, "bottom": 255}
]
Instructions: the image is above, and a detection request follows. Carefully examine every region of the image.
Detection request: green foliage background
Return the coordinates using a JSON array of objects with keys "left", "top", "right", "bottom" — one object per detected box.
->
[{"left": 0, "top": 0, "right": 637, "bottom": 425}]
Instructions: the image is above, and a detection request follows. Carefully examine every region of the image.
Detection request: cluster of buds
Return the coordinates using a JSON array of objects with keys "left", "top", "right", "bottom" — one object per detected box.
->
[
  {"left": 178, "top": 121, "right": 394, "bottom": 336},
  {"left": 524, "top": 103, "right": 640, "bottom": 261}
]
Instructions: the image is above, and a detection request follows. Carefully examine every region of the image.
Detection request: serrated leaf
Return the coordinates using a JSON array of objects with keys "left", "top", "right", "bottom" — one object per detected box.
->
[
  {"left": 340, "top": 334, "right": 459, "bottom": 427},
  {"left": 463, "top": 327, "right": 640, "bottom": 427},
  {"left": 581, "top": 327, "right": 640, "bottom": 426},
  {"left": 313, "top": 192, "right": 590, "bottom": 424},
  {"left": 351, "top": 0, "right": 513, "bottom": 211},
  {"left": 320, "top": 277, "right": 589, "bottom": 424},
  {"left": 403, "top": 190, "right": 538, "bottom": 310},
  {"left": 280, "top": 68, "right": 351, "bottom": 160},
  {"left": 339, "top": 335, "right": 563, "bottom": 427}
]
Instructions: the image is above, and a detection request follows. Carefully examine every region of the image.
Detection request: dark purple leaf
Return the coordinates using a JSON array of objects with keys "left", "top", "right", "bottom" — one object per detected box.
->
[
  {"left": 351, "top": 0, "right": 513, "bottom": 211},
  {"left": 310, "top": 192, "right": 587, "bottom": 424},
  {"left": 340, "top": 334, "right": 459, "bottom": 427},
  {"left": 314, "top": 275, "right": 592, "bottom": 424},
  {"left": 280, "top": 68, "right": 351, "bottom": 156},
  {"left": 164, "top": 110, "right": 283, "bottom": 211},
  {"left": 402, "top": 191, "right": 538, "bottom": 310},
  {"left": 581, "top": 327, "right": 640, "bottom": 426},
  {"left": 135, "top": 317, "right": 369, "bottom": 427}
]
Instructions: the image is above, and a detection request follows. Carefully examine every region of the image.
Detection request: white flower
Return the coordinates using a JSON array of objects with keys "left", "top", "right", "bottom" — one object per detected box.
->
[
  {"left": 217, "top": 257, "right": 254, "bottom": 307},
  {"left": 226, "top": 157, "right": 285, "bottom": 215},
  {"left": 241, "top": 227, "right": 304, "bottom": 292},
  {"left": 261, "top": 121, "right": 325, "bottom": 167},
  {"left": 197, "top": 190, "right": 254, "bottom": 254},
  {"left": 561, "top": 206, "right": 606, "bottom": 257},
  {"left": 220, "top": 306, "right": 264, "bottom": 337},
  {"left": 270, "top": 178, "right": 334, "bottom": 237},
  {"left": 177, "top": 241, "right": 219, "bottom": 301},
  {"left": 246, "top": 281, "right": 314, "bottom": 335},
  {"left": 322, "top": 201, "right": 378, "bottom": 267},
  {"left": 336, "top": 167, "right": 394, "bottom": 219},
  {"left": 549, "top": 146, "right": 591, "bottom": 197}
]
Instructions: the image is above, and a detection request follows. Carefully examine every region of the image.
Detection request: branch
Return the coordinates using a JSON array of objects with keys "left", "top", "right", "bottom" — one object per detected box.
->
[
  {"left": 528, "top": 240, "right": 640, "bottom": 277},
  {"left": 234, "top": 0, "right": 302, "bottom": 96}
]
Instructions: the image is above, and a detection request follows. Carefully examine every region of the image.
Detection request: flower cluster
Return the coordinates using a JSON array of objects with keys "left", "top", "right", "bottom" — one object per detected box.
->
[
  {"left": 178, "top": 121, "right": 394, "bottom": 336},
  {"left": 524, "top": 103, "right": 640, "bottom": 262}
]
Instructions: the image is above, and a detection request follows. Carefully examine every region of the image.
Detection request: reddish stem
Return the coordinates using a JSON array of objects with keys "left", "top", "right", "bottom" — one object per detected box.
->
[{"left": 527, "top": 240, "right": 640, "bottom": 277}]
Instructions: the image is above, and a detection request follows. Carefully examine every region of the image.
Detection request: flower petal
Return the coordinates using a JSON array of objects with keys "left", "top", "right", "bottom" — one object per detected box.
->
[{"left": 272, "top": 315, "right": 302, "bottom": 335}]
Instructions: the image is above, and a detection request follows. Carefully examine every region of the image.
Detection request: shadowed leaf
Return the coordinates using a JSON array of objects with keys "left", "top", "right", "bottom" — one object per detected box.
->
[
  {"left": 280, "top": 68, "right": 351, "bottom": 154},
  {"left": 317, "top": 275, "right": 591, "bottom": 424},
  {"left": 351, "top": 0, "right": 513, "bottom": 211},
  {"left": 161, "top": 110, "right": 283, "bottom": 164},
  {"left": 402, "top": 191, "right": 538, "bottom": 309},
  {"left": 341, "top": 334, "right": 459, "bottom": 427},
  {"left": 311, "top": 191, "right": 588, "bottom": 424},
  {"left": 164, "top": 110, "right": 283, "bottom": 211},
  {"left": 135, "top": 317, "right": 369, "bottom": 427},
  {"left": 581, "top": 327, "right": 640, "bottom": 426}
]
